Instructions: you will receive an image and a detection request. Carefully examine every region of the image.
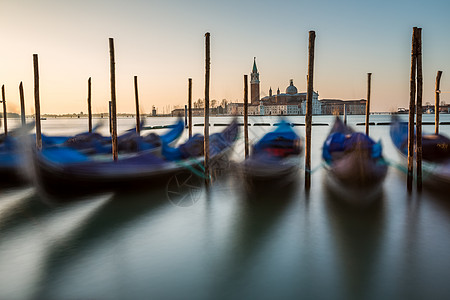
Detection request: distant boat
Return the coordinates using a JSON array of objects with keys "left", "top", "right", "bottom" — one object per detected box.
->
[
  {"left": 322, "top": 117, "right": 388, "bottom": 204},
  {"left": 390, "top": 116, "right": 450, "bottom": 192}
]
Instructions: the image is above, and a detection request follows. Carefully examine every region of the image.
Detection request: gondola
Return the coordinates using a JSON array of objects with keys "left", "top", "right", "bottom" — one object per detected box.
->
[
  {"left": 0, "top": 119, "right": 184, "bottom": 184},
  {"left": 51, "top": 118, "right": 185, "bottom": 154},
  {"left": 0, "top": 123, "right": 36, "bottom": 183},
  {"left": 32, "top": 120, "right": 238, "bottom": 198},
  {"left": 322, "top": 117, "right": 388, "bottom": 204},
  {"left": 239, "top": 119, "right": 303, "bottom": 192},
  {"left": 390, "top": 115, "right": 450, "bottom": 192}
]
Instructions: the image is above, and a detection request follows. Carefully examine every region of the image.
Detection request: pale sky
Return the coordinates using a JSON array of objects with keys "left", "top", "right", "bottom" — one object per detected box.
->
[{"left": 1, "top": 0, "right": 450, "bottom": 114}]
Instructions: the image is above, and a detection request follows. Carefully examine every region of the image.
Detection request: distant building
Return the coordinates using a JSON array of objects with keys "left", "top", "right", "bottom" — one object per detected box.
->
[
  {"left": 250, "top": 57, "right": 260, "bottom": 105},
  {"left": 171, "top": 108, "right": 205, "bottom": 117},
  {"left": 259, "top": 79, "right": 320, "bottom": 115},
  {"left": 226, "top": 103, "right": 259, "bottom": 115},
  {"left": 320, "top": 99, "right": 367, "bottom": 115}
]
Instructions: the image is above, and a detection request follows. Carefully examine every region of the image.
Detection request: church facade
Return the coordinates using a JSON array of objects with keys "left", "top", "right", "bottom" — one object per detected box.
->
[
  {"left": 224, "top": 58, "right": 366, "bottom": 116},
  {"left": 249, "top": 59, "right": 321, "bottom": 115}
]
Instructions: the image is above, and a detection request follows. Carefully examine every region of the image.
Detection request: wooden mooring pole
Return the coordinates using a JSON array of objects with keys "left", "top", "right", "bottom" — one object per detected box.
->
[
  {"left": 244, "top": 74, "right": 249, "bottom": 159},
  {"left": 365, "top": 73, "right": 372, "bottom": 136},
  {"left": 134, "top": 75, "right": 140, "bottom": 134},
  {"left": 407, "top": 27, "right": 418, "bottom": 193},
  {"left": 109, "top": 100, "right": 112, "bottom": 133},
  {"left": 343, "top": 103, "right": 347, "bottom": 125},
  {"left": 204, "top": 32, "right": 210, "bottom": 184},
  {"left": 19, "top": 82, "right": 25, "bottom": 126},
  {"left": 416, "top": 28, "right": 423, "bottom": 192},
  {"left": 87, "top": 77, "right": 92, "bottom": 133},
  {"left": 33, "top": 54, "right": 42, "bottom": 150},
  {"left": 305, "top": 30, "right": 316, "bottom": 191},
  {"left": 109, "top": 38, "right": 118, "bottom": 161},
  {"left": 1, "top": 85, "right": 7, "bottom": 136},
  {"left": 435, "top": 71, "right": 443, "bottom": 135},
  {"left": 188, "top": 78, "right": 193, "bottom": 138}
]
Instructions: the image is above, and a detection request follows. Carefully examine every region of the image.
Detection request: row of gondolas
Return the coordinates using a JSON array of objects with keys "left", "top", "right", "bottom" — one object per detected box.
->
[{"left": 1, "top": 116, "right": 449, "bottom": 202}]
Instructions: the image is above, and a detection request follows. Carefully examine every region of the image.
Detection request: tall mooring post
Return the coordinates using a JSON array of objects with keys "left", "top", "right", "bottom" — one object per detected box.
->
[
  {"left": 365, "top": 73, "right": 372, "bottom": 136},
  {"left": 87, "top": 77, "right": 92, "bottom": 133},
  {"left": 435, "top": 71, "right": 443, "bottom": 135},
  {"left": 407, "top": 27, "right": 421, "bottom": 192},
  {"left": 1, "top": 85, "right": 7, "bottom": 136},
  {"left": 134, "top": 75, "right": 141, "bottom": 134},
  {"left": 305, "top": 30, "right": 316, "bottom": 191},
  {"left": 244, "top": 74, "right": 249, "bottom": 159},
  {"left": 33, "top": 54, "right": 42, "bottom": 150},
  {"left": 204, "top": 32, "right": 211, "bottom": 184},
  {"left": 19, "top": 82, "right": 26, "bottom": 126},
  {"left": 188, "top": 78, "right": 193, "bottom": 138},
  {"left": 415, "top": 28, "right": 423, "bottom": 192},
  {"left": 109, "top": 38, "right": 118, "bottom": 161}
]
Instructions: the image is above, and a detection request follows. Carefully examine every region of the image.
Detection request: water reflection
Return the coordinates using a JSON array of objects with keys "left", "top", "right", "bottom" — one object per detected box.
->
[
  {"left": 211, "top": 180, "right": 298, "bottom": 299},
  {"left": 34, "top": 189, "right": 169, "bottom": 299},
  {"left": 324, "top": 187, "right": 386, "bottom": 299}
]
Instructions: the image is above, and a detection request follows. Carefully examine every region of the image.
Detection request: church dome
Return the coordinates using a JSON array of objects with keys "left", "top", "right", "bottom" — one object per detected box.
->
[{"left": 286, "top": 79, "right": 297, "bottom": 95}]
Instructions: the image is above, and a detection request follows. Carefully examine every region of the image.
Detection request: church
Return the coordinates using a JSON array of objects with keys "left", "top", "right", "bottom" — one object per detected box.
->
[{"left": 250, "top": 58, "right": 322, "bottom": 116}]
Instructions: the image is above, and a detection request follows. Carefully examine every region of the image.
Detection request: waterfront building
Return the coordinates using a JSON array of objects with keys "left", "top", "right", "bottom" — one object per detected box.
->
[
  {"left": 226, "top": 102, "right": 259, "bottom": 115},
  {"left": 259, "top": 79, "right": 320, "bottom": 115},
  {"left": 320, "top": 99, "right": 366, "bottom": 115}
]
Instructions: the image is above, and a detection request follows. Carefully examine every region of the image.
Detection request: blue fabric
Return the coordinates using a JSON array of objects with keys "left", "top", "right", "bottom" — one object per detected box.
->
[
  {"left": 253, "top": 120, "right": 300, "bottom": 155},
  {"left": 162, "top": 134, "right": 204, "bottom": 161},
  {"left": 162, "top": 120, "right": 238, "bottom": 161},
  {"left": 41, "top": 147, "right": 90, "bottom": 164},
  {"left": 389, "top": 117, "right": 409, "bottom": 155},
  {"left": 323, "top": 131, "right": 382, "bottom": 162},
  {"left": 160, "top": 118, "right": 184, "bottom": 145}
]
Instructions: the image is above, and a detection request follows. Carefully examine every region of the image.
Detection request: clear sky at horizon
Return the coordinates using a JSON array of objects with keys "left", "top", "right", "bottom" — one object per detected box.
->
[{"left": 1, "top": 0, "right": 450, "bottom": 114}]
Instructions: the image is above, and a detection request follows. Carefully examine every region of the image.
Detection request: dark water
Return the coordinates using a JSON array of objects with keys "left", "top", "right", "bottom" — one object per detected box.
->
[{"left": 1, "top": 115, "right": 450, "bottom": 300}]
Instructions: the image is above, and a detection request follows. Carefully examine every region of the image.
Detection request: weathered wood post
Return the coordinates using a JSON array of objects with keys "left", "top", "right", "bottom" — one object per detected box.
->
[
  {"left": 33, "top": 54, "right": 42, "bottom": 150},
  {"left": 87, "top": 77, "right": 92, "bottom": 133},
  {"left": 184, "top": 105, "right": 188, "bottom": 127},
  {"left": 188, "top": 78, "right": 193, "bottom": 138},
  {"left": 435, "top": 71, "right": 443, "bottom": 134},
  {"left": 134, "top": 75, "right": 140, "bottom": 134},
  {"left": 109, "top": 38, "right": 118, "bottom": 161},
  {"left": 343, "top": 103, "right": 347, "bottom": 125},
  {"left": 305, "top": 30, "right": 316, "bottom": 191},
  {"left": 407, "top": 27, "right": 418, "bottom": 192},
  {"left": 19, "top": 82, "right": 26, "bottom": 125},
  {"left": 204, "top": 32, "right": 211, "bottom": 184},
  {"left": 1, "top": 85, "right": 7, "bottom": 135},
  {"left": 415, "top": 28, "right": 423, "bottom": 192},
  {"left": 244, "top": 74, "right": 249, "bottom": 159},
  {"left": 109, "top": 100, "right": 112, "bottom": 133},
  {"left": 365, "top": 73, "right": 372, "bottom": 136}
]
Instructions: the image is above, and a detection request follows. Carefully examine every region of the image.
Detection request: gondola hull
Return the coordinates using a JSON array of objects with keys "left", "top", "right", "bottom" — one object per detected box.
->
[
  {"left": 323, "top": 117, "right": 388, "bottom": 205},
  {"left": 32, "top": 121, "right": 238, "bottom": 198},
  {"left": 239, "top": 120, "right": 303, "bottom": 192},
  {"left": 390, "top": 116, "right": 450, "bottom": 193}
]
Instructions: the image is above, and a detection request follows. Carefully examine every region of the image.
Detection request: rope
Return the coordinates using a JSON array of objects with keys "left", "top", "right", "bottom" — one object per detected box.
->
[
  {"left": 301, "top": 161, "right": 326, "bottom": 174},
  {"left": 174, "top": 157, "right": 211, "bottom": 180}
]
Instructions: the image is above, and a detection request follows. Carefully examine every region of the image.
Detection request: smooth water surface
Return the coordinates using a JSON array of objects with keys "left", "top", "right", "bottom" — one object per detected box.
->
[{"left": 1, "top": 114, "right": 450, "bottom": 300}]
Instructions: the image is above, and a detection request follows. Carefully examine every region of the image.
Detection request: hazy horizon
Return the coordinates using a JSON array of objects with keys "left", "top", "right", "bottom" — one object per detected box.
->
[{"left": 1, "top": 0, "right": 449, "bottom": 115}]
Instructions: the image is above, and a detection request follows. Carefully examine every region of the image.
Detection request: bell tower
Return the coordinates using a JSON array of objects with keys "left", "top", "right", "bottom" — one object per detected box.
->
[{"left": 250, "top": 57, "right": 260, "bottom": 105}]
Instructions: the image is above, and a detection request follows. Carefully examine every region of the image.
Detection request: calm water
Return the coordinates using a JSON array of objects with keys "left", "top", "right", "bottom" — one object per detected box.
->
[{"left": 1, "top": 114, "right": 450, "bottom": 300}]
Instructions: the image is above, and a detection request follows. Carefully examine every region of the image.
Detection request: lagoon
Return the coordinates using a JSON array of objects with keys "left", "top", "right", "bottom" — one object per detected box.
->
[{"left": 1, "top": 114, "right": 450, "bottom": 300}]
